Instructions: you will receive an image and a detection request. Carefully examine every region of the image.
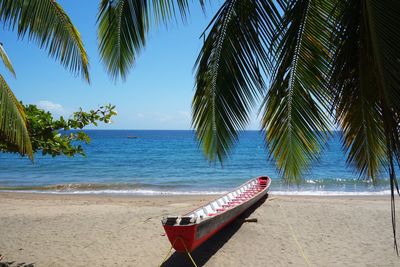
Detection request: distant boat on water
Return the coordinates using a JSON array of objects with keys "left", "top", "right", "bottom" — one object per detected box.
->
[{"left": 127, "top": 136, "right": 138, "bottom": 139}]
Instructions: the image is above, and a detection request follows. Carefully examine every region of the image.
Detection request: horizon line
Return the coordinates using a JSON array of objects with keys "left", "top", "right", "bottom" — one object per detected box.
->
[{"left": 82, "top": 129, "right": 342, "bottom": 132}]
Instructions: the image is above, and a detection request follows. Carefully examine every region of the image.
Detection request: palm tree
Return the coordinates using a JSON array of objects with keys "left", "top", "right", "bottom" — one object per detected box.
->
[
  {"left": 0, "top": 0, "right": 90, "bottom": 159},
  {"left": 0, "top": 44, "right": 32, "bottom": 158},
  {"left": 97, "top": 0, "right": 400, "bottom": 249}
]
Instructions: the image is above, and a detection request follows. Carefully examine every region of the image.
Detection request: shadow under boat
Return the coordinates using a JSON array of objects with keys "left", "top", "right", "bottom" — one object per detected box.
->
[{"left": 161, "top": 194, "right": 269, "bottom": 267}]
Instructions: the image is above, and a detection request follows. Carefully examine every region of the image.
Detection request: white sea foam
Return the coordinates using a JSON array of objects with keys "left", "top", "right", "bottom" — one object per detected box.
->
[
  {"left": 4, "top": 189, "right": 227, "bottom": 196},
  {"left": 271, "top": 190, "right": 391, "bottom": 196},
  {"left": 1, "top": 189, "right": 392, "bottom": 196}
]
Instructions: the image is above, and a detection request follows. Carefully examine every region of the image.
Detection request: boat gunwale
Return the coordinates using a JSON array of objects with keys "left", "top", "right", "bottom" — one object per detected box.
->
[{"left": 163, "top": 176, "right": 271, "bottom": 226}]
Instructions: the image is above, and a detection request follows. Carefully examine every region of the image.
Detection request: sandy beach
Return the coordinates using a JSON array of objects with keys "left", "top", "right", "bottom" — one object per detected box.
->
[{"left": 0, "top": 192, "right": 399, "bottom": 267}]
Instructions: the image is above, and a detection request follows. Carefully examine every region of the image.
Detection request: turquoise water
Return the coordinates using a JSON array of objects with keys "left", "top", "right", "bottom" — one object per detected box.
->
[{"left": 0, "top": 130, "right": 395, "bottom": 195}]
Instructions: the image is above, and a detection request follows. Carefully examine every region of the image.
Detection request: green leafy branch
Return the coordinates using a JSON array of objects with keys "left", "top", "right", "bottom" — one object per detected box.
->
[{"left": 0, "top": 104, "right": 117, "bottom": 158}]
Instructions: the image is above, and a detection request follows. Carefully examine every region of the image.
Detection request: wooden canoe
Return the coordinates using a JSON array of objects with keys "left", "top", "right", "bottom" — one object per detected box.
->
[{"left": 161, "top": 176, "right": 271, "bottom": 252}]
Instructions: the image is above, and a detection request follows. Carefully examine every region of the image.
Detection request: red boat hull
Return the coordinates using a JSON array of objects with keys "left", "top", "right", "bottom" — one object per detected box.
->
[{"left": 162, "top": 176, "right": 271, "bottom": 252}]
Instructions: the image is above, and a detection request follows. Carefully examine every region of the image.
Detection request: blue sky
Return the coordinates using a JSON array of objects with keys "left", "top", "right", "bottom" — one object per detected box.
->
[{"left": 1, "top": 0, "right": 259, "bottom": 130}]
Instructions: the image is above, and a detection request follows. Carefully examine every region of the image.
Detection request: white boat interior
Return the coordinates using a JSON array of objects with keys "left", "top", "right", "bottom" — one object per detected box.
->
[{"left": 163, "top": 177, "right": 269, "bottom": 226}]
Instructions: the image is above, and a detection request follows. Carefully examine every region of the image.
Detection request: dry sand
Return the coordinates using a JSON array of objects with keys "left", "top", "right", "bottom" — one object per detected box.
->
[{"left": 0, "top": 192, "right": 399, "bottom": 266}]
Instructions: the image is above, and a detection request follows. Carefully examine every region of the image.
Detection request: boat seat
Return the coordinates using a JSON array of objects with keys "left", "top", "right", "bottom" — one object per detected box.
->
[
  {"left": 162, "top": 216, "right": 179, "bottom": 226},
  {"left": 180, "top": 216, "right": 194, "bottom": 225},
  {"left": 210, "top": 203, "right": 217, "bottom": 212},
  {"left": 249, "top": 187, "right": 260, "bottom": 190},
  {"left": 202, "top": 207, "right": 208, "bottom": 215}
]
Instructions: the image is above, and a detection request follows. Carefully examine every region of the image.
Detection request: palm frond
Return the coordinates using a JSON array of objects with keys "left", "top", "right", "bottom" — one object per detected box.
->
[
  {"left": 360, "top": 0, "right": 400, "bottom": 163},
  {"left": 362, "top": 0, "right": 400, "bottom": 252},
  {"left": 97, "top": 0, "right": 148, "bottom": 81},
  {"left": 192, "top": 0, "right": 282, "bottom": 162},
  {"left": 330, "top": 0, "right": 400, "bottom": 251},
  {"left": 0, "top": 75, "right": 32, "bottom": 159},
  {"left": 97, "top": 0, "right": 200, "bottom": 81},
  {"left": 152, "top": 0, "right": 192, "bottom": 24},
  {"left": 0, "top": 43, "right": 15, "bottom": 77},
  {"left": 261, "top": 0, "right": 334, "bottom": 183},
  {"left": 0, "top": 0, "right": 90, "bottom": 82},
  {"left": 330, "top": 0, "right": 386, "bottom": 182}
]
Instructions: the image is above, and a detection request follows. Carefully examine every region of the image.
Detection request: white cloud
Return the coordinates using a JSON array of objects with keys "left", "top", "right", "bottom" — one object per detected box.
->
[
  {"left": 36, "top": 100, "right": 67, "bottom": 116},
  {"left": 134, "top": 113, "right": 145, "bottom": 118},
  {"left": 121, "top": 110, "right": 193, "bottom": 129},
  {"left": 155, "top": 113, "right": 173, "bottom": 122},
  {"left": 178, "top": 110, "right": 190, "bottom": 119}
]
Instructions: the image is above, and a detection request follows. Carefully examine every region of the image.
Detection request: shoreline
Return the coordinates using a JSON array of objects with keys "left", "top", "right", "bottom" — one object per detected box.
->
[
  {"left": 0, "top": 190, "right": 395, "bottom": 199},
  {"left": 0, "top": 189, "right": 393, "bottom": 197},
  {"left": 1, "top": 192, "right": 399, "bottom": 266}
]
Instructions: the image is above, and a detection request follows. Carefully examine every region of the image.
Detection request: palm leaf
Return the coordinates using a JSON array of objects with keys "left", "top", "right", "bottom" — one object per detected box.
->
[
  {"left": 97, "top": 0, "right": 200, "bottom": 81},
  {"left": 97, "top": 0, "right": 148, "bottom": 81},
  {"left": 152, "top": 0, "right": 192, "bottom": 23},
  {"left": 0, "top": 42, "right": 15, "bottom": 77},
  {"left": 330, "top": 0, "right": 400, "bottom": 252},
  {"left": 192, "top": 0, "right": 283, "bottom": 162},
  {"left": 261, "top": 0, "right": 334, "bottom": 183},
  {"left": 362, "top": 0, "right": 400, "bottom": 252},
  {"left": 0, "top": 75, "right": 32, "bottom": 159},
  {"left": 330, "top": 0, "right": 386, "bottom": 182},
  {"left": 0, "top": 0, "right": 90, "bottom": 82}
]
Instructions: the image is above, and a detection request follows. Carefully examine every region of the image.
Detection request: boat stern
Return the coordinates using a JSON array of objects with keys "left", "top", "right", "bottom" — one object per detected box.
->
[{"left": 162, "top": 218, "right": 197, "bottom": 252}]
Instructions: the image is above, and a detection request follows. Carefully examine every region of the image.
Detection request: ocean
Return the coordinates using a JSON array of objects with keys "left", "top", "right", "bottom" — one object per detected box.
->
[{"left": 0, "top": 130, "right": 394, "bottom": 195}]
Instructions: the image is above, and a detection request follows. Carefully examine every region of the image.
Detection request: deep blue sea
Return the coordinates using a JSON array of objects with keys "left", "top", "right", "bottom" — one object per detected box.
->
[{"left": 0, "top": 130, "right": 395, "bottom": 195}]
